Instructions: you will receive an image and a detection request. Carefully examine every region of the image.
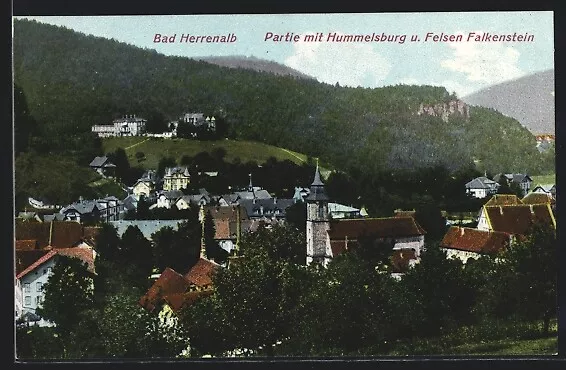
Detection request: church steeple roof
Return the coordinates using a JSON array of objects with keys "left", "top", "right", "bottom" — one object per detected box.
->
[
  {"left": 311, "top": 162, "right": 324, "bottom": 186},
  {"left": 306, "top": 161, "right": 329, "bottom": 201}
]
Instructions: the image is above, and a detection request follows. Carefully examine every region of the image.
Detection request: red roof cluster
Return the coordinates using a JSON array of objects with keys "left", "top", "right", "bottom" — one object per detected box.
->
[
  {"left": 184, "top": 258, "right": 220, "bottom": 288},
  {"left": 15, "top": 240, "right": 38, "bottom": 251},
  {"left": 15, "top": 221, "right": 87, "bottom": 249},
  {"left": 484, "top": 204, "right": 555, "bottom": 235},
  {"left": 440, "top": 227, "right": 511, "bottom": 255},
  {"left": 140, "top": 258, "right": 219, "bottom": 313}
]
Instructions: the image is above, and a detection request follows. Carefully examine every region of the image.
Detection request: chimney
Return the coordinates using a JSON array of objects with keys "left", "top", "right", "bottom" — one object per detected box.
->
[
  {"left": 273, "top": 197, "right": 277, "bottom": 205},
  {"left": 460, "top": 227, "right": 464, "bottom": 236},
  {"left": 499, "top": 206, "right": 503, "bottom": 215},
  {"left": 48, "top": 221, "right": 54, "bottom": 247},
  {"left": 529, "top": 205, "right": 534, "bottom": 214}
]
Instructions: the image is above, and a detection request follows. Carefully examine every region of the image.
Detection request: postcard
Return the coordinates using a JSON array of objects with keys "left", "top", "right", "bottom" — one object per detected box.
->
[{"left": 12, "top": 11, "right": 557, "bottom": 361}]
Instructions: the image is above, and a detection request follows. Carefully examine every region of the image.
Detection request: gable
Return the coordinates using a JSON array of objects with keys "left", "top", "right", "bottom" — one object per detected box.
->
[{"left": 484, "top": 204, "right": 555, "bottom": 235}]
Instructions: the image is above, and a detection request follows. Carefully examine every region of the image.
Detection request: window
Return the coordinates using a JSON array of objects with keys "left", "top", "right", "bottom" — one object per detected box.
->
[
  {"left": 47, "top": 267, "right": 52, "bottom": 274},
  {"left": 24, "top": 283, "right": 31, "bottom": 293},
  {"left": 24, "top": 296, "right": 31, "bottom": 306},
  {"left": 36, "top": 282, "right": 42, "bottom": 292},
  {"left": 36, "top": 296, "right": 42, "bottom": 306}
]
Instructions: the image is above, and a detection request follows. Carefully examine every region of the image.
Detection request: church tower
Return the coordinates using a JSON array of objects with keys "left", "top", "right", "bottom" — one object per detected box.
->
[{"left": 305, "top": 162, "right": 331, "bottom": 266}]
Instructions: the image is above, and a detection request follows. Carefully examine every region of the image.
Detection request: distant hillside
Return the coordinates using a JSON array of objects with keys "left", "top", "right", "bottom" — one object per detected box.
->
[
  {"left": 195, "top": 55, "right": 315, "bottom": 80},
  {"left": 13, "top": 19, "right": 551, "bottom": 175},
  {"left": 462, "top": 70, "right": 555, "bottom": 135}
]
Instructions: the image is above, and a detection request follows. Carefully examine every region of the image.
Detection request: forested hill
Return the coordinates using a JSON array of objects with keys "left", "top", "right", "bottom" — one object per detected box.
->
[
  {"left": 13, "top": 19, "right": 549, "bottom": 175},
  {"left": 194, "top": 55, "right": 315, "bottom": 80}
]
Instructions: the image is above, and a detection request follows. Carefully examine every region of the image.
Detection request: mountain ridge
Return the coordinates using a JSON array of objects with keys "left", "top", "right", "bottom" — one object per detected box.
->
[{"left": 462, "top": 69, "right": 555, "bottom": 135}]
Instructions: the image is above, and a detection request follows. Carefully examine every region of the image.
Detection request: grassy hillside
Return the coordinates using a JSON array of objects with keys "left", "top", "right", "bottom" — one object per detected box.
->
[{"left": 102, "top": 137, "right": 332, "bottom": 174}]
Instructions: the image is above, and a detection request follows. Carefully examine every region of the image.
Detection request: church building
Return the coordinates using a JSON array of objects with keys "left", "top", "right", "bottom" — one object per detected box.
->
[{"left": 305, "top": 165, "right": 426, "bottom": 270}]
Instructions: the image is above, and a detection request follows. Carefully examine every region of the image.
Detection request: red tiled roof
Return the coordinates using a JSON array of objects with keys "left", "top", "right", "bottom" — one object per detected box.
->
[
  {"left": 55, "top": 247, "right": 96, "bottom": 274},
  {"left": 16, "top": 250, "right": 57, "bottom": 279},
  {"left": 15, "top": 250, "right": 50, "bottom": 275},
  {"left": 330, "top": 240, "right": 348, "bottom": 257},
  {"left": 163, "top": 290, "right": 214, "bottom": 312},
  {"left": 204, "top": 205, "right": 249, "bottom": 222},
  {"left": 15, "top": 246, "right": 96, "bottom": 279},
  {"left": 484, "top": 194, "right": 523, "bottom": 206},
  {"left": 15, "top": 240, "right": 38, "bottom": 251},
  {"left": 184, "top": 258, "right": 219, "bottom": 288},
  {"left": 440, "top": 227, "right": 511, "bottom": 254},
  {"left": 139, "top": 267, "right": 191, "bottom": 312},
  {"left": 484, "top": 204, "right": 555, "bottom": 235},
  {"left": 214, "top": 219, "right": 232, "bottom": 240},
  {"left": 328, "top": 217, "right": 426, "bottom": 240},
  {"left": 522, "top": 193, "right": 554, "bottom": 205},
  {"left": 15, "top": 221, "right": 84, "bottom": 249},
  {"left": 390, "top": 249, "right": 417, "bottom": 273}
]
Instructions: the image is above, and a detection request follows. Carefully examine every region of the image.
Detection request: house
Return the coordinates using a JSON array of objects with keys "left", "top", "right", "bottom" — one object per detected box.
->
[
  {"left": 440, "top": 226, "right": 512, "bottom": 264},
  {"left": 59, "top": 196, "right": 124, "bottom": 223},
  {"left": 109, "top": 219, "right": 186, "bottom": 240},
  {"left": 328, "top": 203, "right": 364, "bottom": 219},
  {"left": 493, "top": 173, "right": 533, "bottom": 196},
  {"left": 476, "top": 204, "right": 556, "bottom": 235},
  {"left": 27, "top": 197, "right": 58, "bottom": 210},
  {"left": 154, "top": 190, "right": 184, "bottom": 209},
  {"left": 180, "top": 113, "right": 216, "bottom": 131},
  {"left": 122, "top": 194, "right": 139, "bottom": 213},
  {"left": 139, "top": 258, "right": 219, "bottom": 314},
  {"left": 465, "top": 177, "right": 500, "bottom": 199},
  {"left": 238, "top": 198, "right": 295, "bottom": 220},
  {"left": 522, "top": 192, "right": 555, "bottom": 206},
  {"left": 163, "top": 167, "right": 191, "bottom": 191},
  {"left": 531, "top": 184, "right": 556, "bottom": 200},
  {"left": 305, "top": 165, "right": 426, "bottom": 272},
  {"left": 91, "top": 114, "right": 147, "bottom": 137},
  {"left": 89, "top": 156, "right": 117, "bottom": 177},
  {"left": 132, "top": 170, "right": 159, "bottom": 198},
  {"left": 15, "top": 246, "right": 96, "bottom": 326},
  {"left": 176, "top": 190, "right": 211, "bottom": 210},
  {"left": 201, "top": 205, "right": 249, "bottom": 253}
]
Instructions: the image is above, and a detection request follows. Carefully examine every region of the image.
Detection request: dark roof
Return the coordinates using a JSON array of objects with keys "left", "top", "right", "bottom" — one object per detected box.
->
[
  {"left": 306, "top": 166, "right": 329, "bottom": 201},
  {"left": 328, "top": 217, "right": 426, "bottom": 241},
  {"left": 15, "top": 221, "right": 84, "bottom": 249},
  {"left": 494, "top": 173, "right": 532, "bottom": 184},
  {"left": 238, "top": 198, "right": 295, "bottom": 218},
  {"left": 89, "top": 156, "right": 110, "bottom": 168},
  {"left": 484, "top": 204, "right": 555, "bottom": 235},
  {"left": 43, "top": 213, "right": 66, "bottom": 222},
  {"left": 465, "top": 177, "right": 499, "bottom": 189},
  {"left": 139, "top": 267, "right": 191, "bottom": 312},
  {"left": 184, "top": 258, "right": 220, "bottom": 288},
  {"left": 440, "top": 227, "right": 511, "bottom": 254},
  {"left": 15, "top": 240, "right": 38, "bottom": 251},
  {"left": 484, "top": 194, "right": 523, "bottom": 206}
]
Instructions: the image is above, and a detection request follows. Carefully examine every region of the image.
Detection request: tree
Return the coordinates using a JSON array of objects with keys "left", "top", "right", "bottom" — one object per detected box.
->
[
  {"left": 107, "top": 148, "right": 130, "bottom": 184},
  {"left": 14, "top": 84, "right": 38, "bottom": 154},
  {"left": 119, "top": 225, "right": 154, "bottom": 287},
  {"left": 285, "top": 201, "right": 306, "bottom": 234},
  {"left": 414, "top": 204, "right": 448, "bottom": 244},
  {"left": 145, "top": 111, "right": 168, "bottom": 133},
  {"left": 203, "top": 210, "right": 228, "bottom": 264},
  {"left": 240, "top": 223, "right": 305, "bottom": 265},
  {"left": 37, "top": 256, "right": 95, "bottom": 336},
  {"left": 495, "top": 224, "right": 557, "bottom": 334},
  {"left": 158, "top": 156, "right": 177, "bottom": 178}
]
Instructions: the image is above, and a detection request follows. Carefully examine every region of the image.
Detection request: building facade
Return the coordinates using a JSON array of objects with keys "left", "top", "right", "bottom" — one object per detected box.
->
[
  {"left": 91, "top": 115, "right": 147, "bottom": 137},
  {"left": 163, "top": 167, "right": 191, "bottom": 191}
]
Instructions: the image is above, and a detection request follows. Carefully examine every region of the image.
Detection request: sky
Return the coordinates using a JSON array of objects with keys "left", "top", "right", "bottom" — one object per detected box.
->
[{"left": 15, "top": 12, "right": 554, "bottom": 97}]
